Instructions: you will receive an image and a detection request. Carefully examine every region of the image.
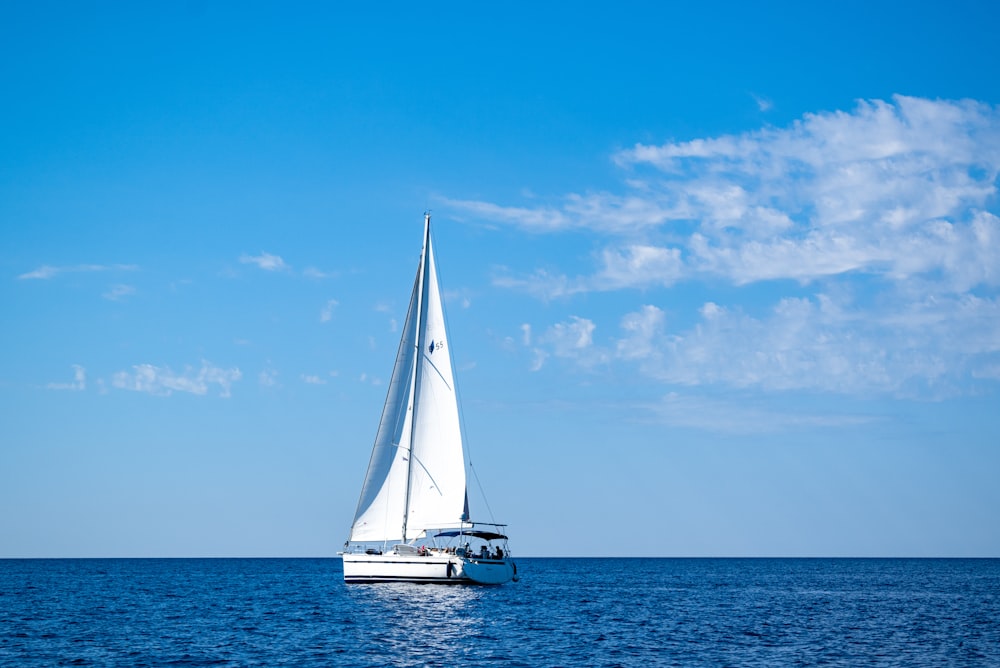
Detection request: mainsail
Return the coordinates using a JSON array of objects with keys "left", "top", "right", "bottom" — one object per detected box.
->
[{"left": 348, "top": 215, "right": 468, "bottom": 544}]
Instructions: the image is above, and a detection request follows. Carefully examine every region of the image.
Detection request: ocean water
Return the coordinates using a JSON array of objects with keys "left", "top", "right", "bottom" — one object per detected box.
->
[{"left": 1, "top": 558, "right": 998, "bottom": 666}]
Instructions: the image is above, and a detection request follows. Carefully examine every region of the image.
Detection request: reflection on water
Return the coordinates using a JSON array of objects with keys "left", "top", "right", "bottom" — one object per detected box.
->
[{"left": 345, "top": 583, "right": 490, "bottom": 664}]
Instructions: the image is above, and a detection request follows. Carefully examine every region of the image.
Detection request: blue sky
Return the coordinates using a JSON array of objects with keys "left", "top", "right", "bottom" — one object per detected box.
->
[{"left": 2, "top": 2, "right": 999, "bottom": 558}]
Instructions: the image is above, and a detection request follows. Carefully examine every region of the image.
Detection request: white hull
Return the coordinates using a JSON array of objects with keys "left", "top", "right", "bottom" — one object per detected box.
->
[{"left": 342, "top": 552, "right": 515, "bottom": 585}]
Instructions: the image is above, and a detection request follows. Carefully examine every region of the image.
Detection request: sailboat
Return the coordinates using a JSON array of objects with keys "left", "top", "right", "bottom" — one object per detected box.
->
[{"left": 341, "top": 213, "right": 517, "bottom": 585}]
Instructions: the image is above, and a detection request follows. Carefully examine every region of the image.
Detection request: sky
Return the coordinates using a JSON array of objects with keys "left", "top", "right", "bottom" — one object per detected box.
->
[{"left": 2, "top": 2, "right": 999, "bottom": 558}]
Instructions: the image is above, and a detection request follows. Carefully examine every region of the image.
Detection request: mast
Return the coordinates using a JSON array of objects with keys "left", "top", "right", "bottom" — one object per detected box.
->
[{"left": 400, "top": 212, "right": 432, "bottom": 541}]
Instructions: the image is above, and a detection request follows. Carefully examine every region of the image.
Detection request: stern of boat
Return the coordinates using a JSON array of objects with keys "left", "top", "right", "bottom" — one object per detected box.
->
[{"left": 460, "top": 557, "right": 517, "bottom": 585}]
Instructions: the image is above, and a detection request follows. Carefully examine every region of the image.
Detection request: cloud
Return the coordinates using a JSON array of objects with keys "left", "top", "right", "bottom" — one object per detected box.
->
[
  {"left": 444, "top": 199, "right": 571, "bottom": 231},
  {"left": 320, "top": 299, "right": 339, "bottom": 322},
  {"left": 460, "top": 95, "right": 1000, "bottom": 293},
  {"left": 46, "top": 365, "right": 86, "bottom": 391},
  {"left": 529, "top": 316, "right": 610, "bottom": 370},
  {"left": 103, "top": 284, "right": 136, "bottom": 301},
  {"left": 18, "top": 264, "right": 138, "bottom": 280},
  {"left": 19, "top": 266, "right": 60, "bottom": 280},
  {"left": 472, "top": 96, "right": 1000, "bottom": 399},
  {"left": 644, "top": 392, "right": 875, "bottom": 434},
  {"left": 582, "top": 294, "right": 999, "bottom": 396},
  {"left": 303, "top": 266, "right": 337, "bottom": 279},
  {"left": 239, "top": 252, "right": 287, "bottom": 271},
  {"left": 358, "top": 372, "right": 383, "bottom": 386},
  {"left": 301, "top": 374, "right": 327, "bottom": 385},
  {"left": 444, "top": 289, "right": 472, "bottom": 309},
  {"left": 112, "top": 361, "right": 242, "bottom": 397},
  {"left": 752, "top": 93, "right": 773, "bottom": 112},
  {"left": 492, "top": 268, "right": 586, "bottom": 299},
  {"left": 259, "top": 368, "right": 279, "bottom": 387}
]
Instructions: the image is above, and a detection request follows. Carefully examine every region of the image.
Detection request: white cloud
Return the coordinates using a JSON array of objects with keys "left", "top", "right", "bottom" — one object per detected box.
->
[
  {"left": 492, "top": 268, "right": 586, "bottom": 299},
  {"left": 303, "top": 266, "right": 337, "bottom": 279},
  {"left": 113, "top": 361, "right": 242, "bottom": 397},
  {"left": 597, "top": 245, "right": 685, "bottom": 288},
  {"left": 645, "top": 392, "right": 875, "bottom": 434},
  {"left": 444, "top": 289, "right": 472, "bottom": 309},
  {"left": 444, "top": 198, "right": 570, "bottom": 231},
  {"left": 46, "top": 364, "right": 86, "bottom": 391},
  {"left": 358, "top": 372, "right": 383, "bottom": 386},
  {"left": 529, "top": 349, "right": 548, "bottom": 372},
  {"left": 301, "top": 374, "right": 326, "bottom": 385},
  {"left": 752, "top": 93, "right": 773, "bottom": 113},
  {"left": 19, "top": 265, "right": 60, "bottom": 280},
  {"left": 466, "top": 95, "right": 1000, "bottom": 292},
  {"left": 531, "top": 316, "right": 610, "bottom": 370},
  {"left": 103, "top": 284, "right": 136, "bottom": 301},
  {"left": 466, "top": 95, "right": 1000, "bottom": 398},
  {"left": 320, "top": 299, "right": 339, "bottom": 322},
  {"left": 605, "top": 294, "right": 1000, "bottom": 396},
  {"left": 239, "top": 252, "right": 287, "bottom": 271},
  {"left": 18, "top": 264, "right": 138, "bottom": 280},
  {"left": 259, "top": 368, "right": 279, "bottom": 387}
]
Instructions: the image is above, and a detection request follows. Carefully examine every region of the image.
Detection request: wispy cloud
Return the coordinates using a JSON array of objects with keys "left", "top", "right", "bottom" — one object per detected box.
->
[
  {"left": 103, "top": 284, "right": 136, "bottom": 301},
  {"left": 303, "top": 266, "right": 338, "bottom": 279},
  {"left": 528, "top": 316, "right": 610, "bottom": 371},
  {"left": 239, "top": 252, "right": 287, "bottom": 271},
  {"left": 112, "top": 361, "right": 242, "bottom": 397},
  {"left": 443, "top": 288, "right": 472, "bottom": 309},
  {"left": 259, "top": 368, "right": 279, "bottom": 388},
  {"left": 444, "top": 199, "right": 571, "bottom": 231},
  {"left": 751, "top": 93, "right": 773, "bottom": 112},
  {"left": 320, "top": 299, "right": 339, "bottom": 322},
  {"left": 358, "top": 372, "right": 383, "bottom": 386},
  {"left": 18, "top": 264, "right": 138, "bottom": 280},
  {"left": 464, "top": 96, "right": 1000, "bottom": 400},
  {"left": 301, "top": 374, "right": 327, "bottom": 385},
  {"left": 644, "top": 392, "right": 875, "bottom": 434},
  {"left": 46, "top": 365, "right": 86, "bottom": 391},
  {"left": 525, "top": 289, "right": 1000, "bottom": 398}
]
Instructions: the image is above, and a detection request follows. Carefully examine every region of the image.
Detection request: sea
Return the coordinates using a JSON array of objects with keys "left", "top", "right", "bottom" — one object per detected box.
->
[{"left": 1, "top": 558, "right": 998, "bottom": 666}]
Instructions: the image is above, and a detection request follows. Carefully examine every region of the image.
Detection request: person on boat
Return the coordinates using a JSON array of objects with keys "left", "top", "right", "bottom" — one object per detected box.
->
[{"left": 494, "top": 546, "right": 504, "bottom": 560}]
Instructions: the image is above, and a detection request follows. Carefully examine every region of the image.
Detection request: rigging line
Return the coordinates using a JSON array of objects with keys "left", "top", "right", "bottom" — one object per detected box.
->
[
  {"left": 468, "top": 460, "right": 498, "bottom": 525},
  {"left": 421, "top": 352, "right": 453, "bottom": 390},
  {"left": 407, "top": 452, "right": 445, "bottom": 497}
]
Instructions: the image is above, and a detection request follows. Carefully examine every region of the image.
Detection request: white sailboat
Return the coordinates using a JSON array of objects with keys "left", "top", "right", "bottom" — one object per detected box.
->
[{"left": 341, "top": 213, "right": 517, "bottom": 585}]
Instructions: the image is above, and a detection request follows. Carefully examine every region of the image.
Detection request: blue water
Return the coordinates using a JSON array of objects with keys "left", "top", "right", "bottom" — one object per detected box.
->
[{"left": 2, "top": 558, "right": 998, "bottom": 666}]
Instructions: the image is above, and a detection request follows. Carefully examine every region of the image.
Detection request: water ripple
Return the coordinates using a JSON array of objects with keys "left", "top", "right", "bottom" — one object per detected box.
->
[{"left": 1, "top": 558, "right": 998, "bottom": 666}]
